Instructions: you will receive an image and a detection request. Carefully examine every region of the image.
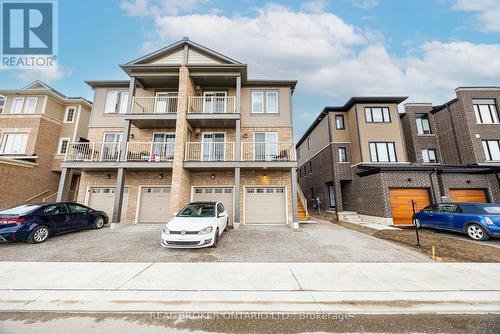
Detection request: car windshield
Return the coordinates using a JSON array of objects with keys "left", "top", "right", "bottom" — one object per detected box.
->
[
  {"left": 177, "top": 203, "right": 215, "bottom": 218},
  {"left": 0, "top": 204, "right": 40, "bottom": 215}
]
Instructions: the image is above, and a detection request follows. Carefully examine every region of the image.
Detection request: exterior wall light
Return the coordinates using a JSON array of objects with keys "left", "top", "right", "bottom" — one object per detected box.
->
[
  {"left": 211, "top": 174, "right": 215, "bottom": 179},
  {"left": 106, "top": 174, "right": 111, "bottom": 179},
  {"left": 158, "top": 173, "right": 163, "bottom": 179}
]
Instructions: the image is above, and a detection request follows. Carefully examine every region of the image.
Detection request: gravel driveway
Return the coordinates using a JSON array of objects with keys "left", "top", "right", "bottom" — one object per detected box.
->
[{"left": 0, "top": 219, "right": 428, "bottom": 262}]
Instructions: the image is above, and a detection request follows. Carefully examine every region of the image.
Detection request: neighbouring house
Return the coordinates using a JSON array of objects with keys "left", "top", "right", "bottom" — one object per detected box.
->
[
  {"left": 0, "top": 81, "right": 92, "bottom": 208},
  {"left": 297, "top": 90, "right": 499, "bottom": 226},
  {"left": 58, "top": 37, "right": 303, "bottom": 227}
]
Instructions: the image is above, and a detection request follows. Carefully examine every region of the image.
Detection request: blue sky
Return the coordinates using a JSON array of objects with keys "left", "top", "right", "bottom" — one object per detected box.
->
[{"left": 1, "top": 0, "right": 499, "bottom": 140}]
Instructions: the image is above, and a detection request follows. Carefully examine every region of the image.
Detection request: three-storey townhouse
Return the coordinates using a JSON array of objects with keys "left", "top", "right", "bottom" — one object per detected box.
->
[
  {"left": 59, "top": 38, "right": 300, "bottom": 228},
  {"left": 0, "top": 81, "right": 91, "bottom": 208},
  {"left": 297, "top": 90, "right": 500, "bottom": 227}
]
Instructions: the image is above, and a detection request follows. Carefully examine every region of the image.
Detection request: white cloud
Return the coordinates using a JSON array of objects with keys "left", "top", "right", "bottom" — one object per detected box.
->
[
  {"left": 352, "top": 0, "right": 379, "bottom": 10},
  {"left": 12, "top": 65, "right": 70, "bottom": 83},
  {"left": 120, "top": 0, "right": 208, "bottom": 17},
  {"left": 453, "top": 0, "right": 500, "bottom": 32},
  {"left": 126, "top": 3, "right": 500, "bottom": 107},
  {"left": 301, "top": 0, "right": 328, "bottom": 13}
]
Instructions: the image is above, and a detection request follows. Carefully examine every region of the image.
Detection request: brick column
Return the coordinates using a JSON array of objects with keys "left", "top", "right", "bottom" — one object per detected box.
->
[{"left": 169, "top": 66, "right": 194, "bottom": 216}]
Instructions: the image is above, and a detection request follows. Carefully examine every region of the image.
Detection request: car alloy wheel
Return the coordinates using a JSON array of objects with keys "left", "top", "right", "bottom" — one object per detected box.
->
[
  {"left": 94, "top": 217, "right": 105, "bottom": 229},
  {"left": 33, "top": 227, "right": 49, "bottom": 243},
  {"left": 467, "top": 224, "right": 486, "bottom": 240}
]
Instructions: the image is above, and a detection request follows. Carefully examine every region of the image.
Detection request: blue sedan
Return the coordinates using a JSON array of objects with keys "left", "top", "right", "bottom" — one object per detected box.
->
[
  {"left": 414, "top": 202, "right": 500, "bottom": 241},
  {"left": 0, "top": 202, "right": 108, "bottom": 243}
]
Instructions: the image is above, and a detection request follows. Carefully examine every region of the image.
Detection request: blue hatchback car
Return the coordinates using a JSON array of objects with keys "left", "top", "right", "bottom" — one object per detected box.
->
[
  {"left": 0, "top": 202, "right": 108, "bottom": 244},
  {"left": 414, "top": 202, "right": 500, "bottom": 241}
]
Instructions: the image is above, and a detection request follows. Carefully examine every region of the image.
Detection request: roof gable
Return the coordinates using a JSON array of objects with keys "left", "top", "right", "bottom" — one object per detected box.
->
[{"left": 125, "top": 37, "right": 241, "bottom": 66}]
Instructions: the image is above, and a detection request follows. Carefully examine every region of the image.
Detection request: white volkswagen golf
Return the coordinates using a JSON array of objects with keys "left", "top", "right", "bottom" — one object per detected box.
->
[{"left": 161, "top": 201, "right": 229, "bottom": 248}]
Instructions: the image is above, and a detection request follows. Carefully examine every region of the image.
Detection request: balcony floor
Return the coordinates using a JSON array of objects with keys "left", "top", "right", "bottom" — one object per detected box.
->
[{"left": 61, "top": 161, "right": 174, "bottom": 170}]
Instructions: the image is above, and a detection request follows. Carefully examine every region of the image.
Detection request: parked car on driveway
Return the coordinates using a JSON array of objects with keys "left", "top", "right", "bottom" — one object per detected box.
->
[
  {"left": 161, "top": 201, "right": 229, "bottom": 248},
  {"left": 414, "top": 202, "right": 500, "bottom": 241},
  {"left": 0, "top": 202, "right": 108, "bottom": 243}
]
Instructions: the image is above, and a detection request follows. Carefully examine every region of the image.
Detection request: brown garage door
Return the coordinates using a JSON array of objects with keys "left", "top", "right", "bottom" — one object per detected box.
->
[
  {"left": 449, "top": 189, "right": 488, "bottom": 203},
  {"left": 389, "top": 188, "right": 431, "bottom": 225}
]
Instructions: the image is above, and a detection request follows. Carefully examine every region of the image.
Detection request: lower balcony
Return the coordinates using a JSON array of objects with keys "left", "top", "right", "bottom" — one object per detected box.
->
[
  {"left": 62, "top": 142, "right": 174, "bottom": 170},
  {"left": 184, "top": 142, "right": 236, "bottom": 168}
]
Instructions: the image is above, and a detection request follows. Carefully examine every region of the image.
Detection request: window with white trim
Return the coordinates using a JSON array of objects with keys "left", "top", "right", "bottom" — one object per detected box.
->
[
  {"left": 365, "top": 107, "right": 391, "bottom": 123},
  {"left": 58, "top": 138, "right": 70, "bottom": 154},
  {"left": 422, "top": 149, "right": 437, "bottom": 163},
  {"left": 64, "top": 106, "right": 76, "bottom": 123},
  {"left": 482, "top": 140, "right": 500, "bottom": 161},
  {"left": 104, "top": 90, "right": 129, "bottom": 114},
  {"left": 23, "top": 97, "right": 37, "bottom": 114},
  {"left": 1, "top": 133, "right": 28, "bottom": 154},
  {"left": 369, "top": 142, "right": 397, "bottom": 162},
  {"left": 251, "top": 90, "right": 279, "bottom": 113},
  {"left": 473, "top": 99, "right": 499, "bottom": 124},
  {"left": 338, "top": 147, "right": 347, "bottom": 162},
  {"left": 416, "top": 114, "right": 432, "bottom": 134},
  {"left": 11, "top": 97, "right": 25, "bottom": 114}
]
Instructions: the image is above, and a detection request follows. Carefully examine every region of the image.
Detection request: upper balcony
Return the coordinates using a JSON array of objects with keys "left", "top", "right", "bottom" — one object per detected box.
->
[
  {"left": 125, "top": 95, "right": 178, "bottom": 128},
  {"left": 186, "top": 95, "right": 239, "bottom": 128}
]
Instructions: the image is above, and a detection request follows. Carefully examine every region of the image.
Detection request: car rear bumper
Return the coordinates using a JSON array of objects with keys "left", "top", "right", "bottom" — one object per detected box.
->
[{"left": 160, "top": 231, "right": 214, "bottom": 248}]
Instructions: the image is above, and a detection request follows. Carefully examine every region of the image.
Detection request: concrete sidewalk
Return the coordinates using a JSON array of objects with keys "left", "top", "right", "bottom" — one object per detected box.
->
[{"left": 1, "top": 262, "right": 499, "bottom": 314}]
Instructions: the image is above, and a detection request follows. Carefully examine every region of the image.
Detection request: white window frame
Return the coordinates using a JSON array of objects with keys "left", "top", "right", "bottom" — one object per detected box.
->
[
  {"left": 369, "top": 142, "right": 397, "bottom": 162},
  {"left": 251, "top": 91, "right": 264, "bottom": 113},
  {"left": 266, "top": 91, "right": 279, "bottom": 113},
  {"left": 416, "top": 115, "right": 432, "bottom": 135},
  {"left": 11, "top": 97, "right": 25, "bottom": 114},
  {"left": 104, "top": 90, "right": 129, "bottom": 114},
  {"left": 23, "top": 97, "right": 38, "bottom": 114},
  {"left": 473, "top": 100, "right": 499, "bottom": 124},
  {"left": 64, "top": 106, "right": 77, "bottom": 123},
  {"left": 422, "top": 149, "right": 437, "bottom": 163},
  {"left": 482, "top": 140, "right": 500, "bottom": 161},
  {"left": 58, "top": 137, "right": 71, "bottom": 155},
  {"left": 1, "top": 133, "right": 29, "bottom": 154}
]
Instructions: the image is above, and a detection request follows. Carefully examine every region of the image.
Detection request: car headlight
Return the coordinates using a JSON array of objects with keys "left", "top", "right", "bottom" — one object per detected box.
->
[
  {"left": 485, "top": 217, "right": 494, "bottom": 225},
  {"left": 198, "top": 226, "right": 213, "bottom": 235},
  {"left": 162, "top": 226, "right": 170, "bottom": 234}
]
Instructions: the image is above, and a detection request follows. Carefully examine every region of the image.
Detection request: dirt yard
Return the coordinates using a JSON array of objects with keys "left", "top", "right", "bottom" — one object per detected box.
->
[{"left": 314, "top": 214, "right": 500, "bottom": 263}]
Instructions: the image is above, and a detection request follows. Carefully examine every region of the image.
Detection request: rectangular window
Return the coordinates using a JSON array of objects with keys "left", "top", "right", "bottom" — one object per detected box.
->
[
  {"left": 251, "top": 91, "right": 264, "bottom": 113},
  {"left": 58, "top": 138, "right": 70, "bottom": 154},
  {"left": 338, "top": 147, "right": 347, "bottom": 162},
  {"left": 11, "top": 97, "right": 24, "bottom": 114},
  {"left": 307, "top": 137, "right": 311, "bottom": 150},
  {"left": 416, "top": 115, "right": 432, "bottom": 134},
  {"left": 473, "top": 99, "right": 499, "bottom": 124},
  {"left": 482, "top": 140, "right": 500, "bottom": 161},
  {"left": 64, "top": 107, "right": 76, "bottom": 123},
  {"left": 266, "top": 91, "right": 279, "bottom": 113},
  {"left": 251, "top": 90, "right": 279, "bottom": 113},
  {"left": 297, "top": 147, "right": 301, "bottom": 159},
  {"left": 309, "top": 161, "right": 312, "bottom": 175},
  {"left": 23, "top": 97, "right": 37, "bottom": 114},
  {"left": 369, "top": 142, "right": 397, "bottom": 162},
  {"left": 104, "top": 90, "right": 128, "bottom": 114},
  {"left": 335, "top": 115, "right": 345, "bottom": 129},
  {"left": 1, "top": 133, "right": 28, "bottom": 154},
  {"left": 365, "top": 107, "right": 391, "bottom": 123},
  {"left": 422, "top": 149, "right": 437, "bottom": 163}
]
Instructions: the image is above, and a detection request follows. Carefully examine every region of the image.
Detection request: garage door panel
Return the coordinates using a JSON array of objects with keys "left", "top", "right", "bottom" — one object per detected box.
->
[
  {"left": 449, "top": 189, "right": 488, "bottom": 203},
  {"left": 193, "top": 187, "right": 234, "bottom": 224},
  {"left": 88, "top": 187, "right": 129, "bottom": 222},
  {"left": 245, "top": 187, "right": 286, "bottom": 224},
  {"left": 389, "top": 188, "right": 430, "bottom": 225},
  {"left": 138, "top": 187, "right": 171, "bottom": 224}
]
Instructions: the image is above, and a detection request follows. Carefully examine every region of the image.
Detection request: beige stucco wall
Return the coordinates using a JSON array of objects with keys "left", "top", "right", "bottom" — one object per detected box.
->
[
  {"left": 330, "top": 112, "right": 351, "bottom": 142},
  {"left": 240, "top": 86, "right": 292, "bottom": 127},
  {"left": 297, "top": 115, "right": 329, "bottom": 166}
]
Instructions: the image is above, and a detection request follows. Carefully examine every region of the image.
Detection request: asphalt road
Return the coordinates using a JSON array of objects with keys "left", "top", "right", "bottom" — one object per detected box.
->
[
  {"left": 0, "top": 312, "right": 498, "bottom": 334},
  {"left": 0, "top": 220, "right": 427, "bottom": 262}
]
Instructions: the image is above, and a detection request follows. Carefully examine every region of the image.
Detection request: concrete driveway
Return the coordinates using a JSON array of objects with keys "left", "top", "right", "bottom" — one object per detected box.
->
[{"left": 0, "top": 220, "right": 428, "bottom": 262}]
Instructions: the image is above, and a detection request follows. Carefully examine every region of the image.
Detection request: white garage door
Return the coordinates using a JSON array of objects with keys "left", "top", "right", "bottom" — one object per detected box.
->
[
  {"left": 138, "top": 187, "right": 171, "bottom": 224},
  {"left": 192, "top": 187, "right": 234, "bottom": 224},
  {"left": 88, "top": 187, "right": 129, "bottom": 222},
  {"left": 245, "top": 187, "right": 286, "bottom": 224}
]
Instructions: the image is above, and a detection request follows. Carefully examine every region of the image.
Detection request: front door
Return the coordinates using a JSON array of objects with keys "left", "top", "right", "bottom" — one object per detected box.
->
[
  {"left": 155, "top": 92, "right": 176, "bottom": 113},
  {"left": 203, "top": 92, "right": 227, "bottom": 113},
  {"left": 102, "top": 133, "right": 122, "bottom": 161},
  {"left": 202, "top": 133, "right": 225, "bottom": 161},
  {"left": 254, "top": 132, "right": 278, "bottom": 161},
  {"left": 328, "top": 185, "right": 336, "bottom": 208},
  {"left": 152, "top": 133, "right": 175, "bottom": 161}
]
